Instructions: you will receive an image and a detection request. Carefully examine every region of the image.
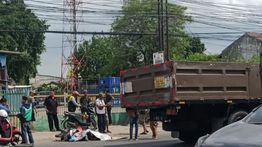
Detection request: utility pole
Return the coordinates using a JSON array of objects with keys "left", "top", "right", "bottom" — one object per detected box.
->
[
  {"left": 158, "top": 0, "right": 169, "bottom": 61},
  {"left": 73, "top": 0, "right": 77, "bottom": 53},
  {"left": 165, "top": 0, "right": 169, "bottom": 61},
  {"left": 158, "top": 0, "right": 162, "bottom": 51}
]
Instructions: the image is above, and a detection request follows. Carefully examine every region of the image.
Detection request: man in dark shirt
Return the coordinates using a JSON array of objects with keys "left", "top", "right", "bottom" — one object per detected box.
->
[
  {"left": 80, "top": 90, "right": 96, "bottom": 130},
  {"left": 44, "top": 91, "right": 60, "bottom": 131},
  {"left": 80, "top": 90, "right": 92, "bottom": 115},
  {"left": 105, "top": 91, "right": 114, "bottom": 125}
]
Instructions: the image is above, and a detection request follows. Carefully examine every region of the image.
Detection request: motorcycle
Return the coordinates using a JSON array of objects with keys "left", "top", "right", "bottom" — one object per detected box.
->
[
  {"left": 61, "top": 111, "right": 97, "bottom": 131},
  {"left": 0, "top": 115, "right": 22, "bottom": 146}
]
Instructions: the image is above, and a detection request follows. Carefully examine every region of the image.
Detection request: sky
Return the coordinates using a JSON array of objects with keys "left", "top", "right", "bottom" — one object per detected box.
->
[{"left": 24, "top": 0, "right": 262, "bottom": 77}]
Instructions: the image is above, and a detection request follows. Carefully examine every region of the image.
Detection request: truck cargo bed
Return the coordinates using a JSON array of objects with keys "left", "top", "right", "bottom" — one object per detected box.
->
[{"left": 120, "top": 61, "right": 262, "bottom": 108}]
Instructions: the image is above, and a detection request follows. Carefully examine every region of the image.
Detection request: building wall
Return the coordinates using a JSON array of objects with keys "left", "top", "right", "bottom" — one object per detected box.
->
[
  {"left": 221, "top": 34, "right": 262, "bottom": 62},
  {"left": 29, "top": 74, "right": 60, "bottom": 87}
]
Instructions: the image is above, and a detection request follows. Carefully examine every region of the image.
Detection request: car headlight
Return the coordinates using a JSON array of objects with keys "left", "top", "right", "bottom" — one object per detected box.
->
[{"left": 195, "top": 134, "right": 210, "bottom": 147}]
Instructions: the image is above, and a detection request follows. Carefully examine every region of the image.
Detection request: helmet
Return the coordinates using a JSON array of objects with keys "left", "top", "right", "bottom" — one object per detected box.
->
[
  {"left": 72, "top": 91, "right": 80, "bottom": 96},
  {"left": 0, "top": 109, "right": 8, "bottom": 118},
  {"left": 83, "top": 90, "right": 88, "bottom": 94}
]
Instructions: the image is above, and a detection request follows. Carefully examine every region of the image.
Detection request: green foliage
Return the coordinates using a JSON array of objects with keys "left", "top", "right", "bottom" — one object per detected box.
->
[
  {"left": 111, "top": 0, "right": 192, "bottom": 68},
  {"left": 186, "top": 53, "right": 219, "bottom": 61},
  {"left": 0, "top": 0, "right": 48, "bottom": 84},
  {"left": 247, "top": 54, "right": 260, "bottom": 64},
  {"left": 37, "top": 81, "right": 65, "bottom": 94},
  {"left": 76, "top": 36, "right": 115, "bottom": 80},
  {"left": 77, "top": 0, "right": 207, "bottom": 78}
]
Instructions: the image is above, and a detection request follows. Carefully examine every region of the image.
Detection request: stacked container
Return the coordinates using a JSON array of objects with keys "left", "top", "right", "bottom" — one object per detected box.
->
[{"left": 98, "top": 77, "right": 120, "bottom": 94}]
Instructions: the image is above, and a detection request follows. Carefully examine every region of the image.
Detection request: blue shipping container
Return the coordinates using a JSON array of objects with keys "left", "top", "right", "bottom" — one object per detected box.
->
[{"left": 98, "top": 77, "right": 120, "bottom": 87}]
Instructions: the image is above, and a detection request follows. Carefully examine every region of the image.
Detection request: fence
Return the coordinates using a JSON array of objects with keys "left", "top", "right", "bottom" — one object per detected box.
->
[
  {"left": 0, "top": 86, "right": 32, "bottom": 129},
  {"left": 32, "top": 93, "right": 127, "bottom": 131}
]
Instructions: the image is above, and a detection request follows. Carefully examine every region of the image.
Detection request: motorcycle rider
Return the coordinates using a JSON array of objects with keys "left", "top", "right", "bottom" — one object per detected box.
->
[
  {"left": 68, "top": 91, "right": 80, "bottom": 112},
  {"left": 0, "top": 98, "right": 10, "bottom": 114},
  {"left": 0, "top": 98, "right": 10, "bottom": 138},
  {"left": 80, "top": 90, "right": 97, "bottom": 130}
]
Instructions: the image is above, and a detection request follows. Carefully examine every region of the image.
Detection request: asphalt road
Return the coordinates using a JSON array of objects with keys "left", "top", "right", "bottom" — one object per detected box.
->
[
  {"left": 13, "top": 124, "right": 195, "bottom": 147},
  {"left": 33, "top": 139, "right": 193, "bottom": 147},
  {"left": 27, "top": 133, "right": 193, "bottom": 147}
]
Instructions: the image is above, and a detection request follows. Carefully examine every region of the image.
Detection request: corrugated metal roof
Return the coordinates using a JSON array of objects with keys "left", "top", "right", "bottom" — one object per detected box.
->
[{"left": 247, "top": 32, "right": 262, "bottom": 42}]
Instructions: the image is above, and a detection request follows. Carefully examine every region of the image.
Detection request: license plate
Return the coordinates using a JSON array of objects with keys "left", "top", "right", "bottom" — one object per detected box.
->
[{"left": 154, "top": 76, "right": 167, "bottom": 89}]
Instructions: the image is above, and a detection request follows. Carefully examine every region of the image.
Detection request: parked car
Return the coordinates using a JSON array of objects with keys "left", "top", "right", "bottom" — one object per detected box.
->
[{"left": 195, "top": 105, "right": 262, "bottom": 147}]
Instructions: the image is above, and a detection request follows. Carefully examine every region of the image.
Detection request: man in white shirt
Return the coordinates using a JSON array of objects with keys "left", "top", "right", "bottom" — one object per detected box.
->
[{"left": 96, "top": 93, "right": 106, "bottom": 133}]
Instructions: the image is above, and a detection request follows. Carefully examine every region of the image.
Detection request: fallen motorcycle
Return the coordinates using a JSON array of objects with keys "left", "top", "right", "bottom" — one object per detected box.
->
[{"left": 61, "top": 111, "right": 97, "bottom": 131}]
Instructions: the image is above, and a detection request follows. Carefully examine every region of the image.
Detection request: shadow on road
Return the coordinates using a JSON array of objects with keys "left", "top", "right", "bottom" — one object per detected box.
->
[{"left": 105, "top": 140, "right": 194, "bottom": 147}]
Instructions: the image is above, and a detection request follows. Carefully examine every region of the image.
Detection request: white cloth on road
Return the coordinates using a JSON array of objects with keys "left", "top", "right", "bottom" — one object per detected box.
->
[{"left": 88, "top": 130, "right": 112, "bottom": 141}]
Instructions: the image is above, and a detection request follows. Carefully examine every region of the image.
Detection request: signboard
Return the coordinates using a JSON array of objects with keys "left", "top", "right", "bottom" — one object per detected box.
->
[
  {"left": 153, "top": 51, "right": 164, "bottom": 64},
  {"left": 154, "top": 76, "right": 171, "bottom": 89},
  {"left": 121, "top": 82, "right": 133, "bottom": 93},
  {"left": 113, "top": 97, "right": 121, "bottom": 107}
]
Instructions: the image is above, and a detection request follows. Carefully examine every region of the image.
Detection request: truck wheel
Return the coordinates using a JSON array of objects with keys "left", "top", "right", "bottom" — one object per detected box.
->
[
  {"left": 228, "top": 110, "right": 248, "bottom": 124},
  {"left": 179, "top": 131, "right": 198, "bottom": 143}
]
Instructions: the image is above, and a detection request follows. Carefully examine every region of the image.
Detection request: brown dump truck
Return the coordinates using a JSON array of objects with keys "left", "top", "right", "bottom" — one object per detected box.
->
[{"left": 120, "top": 60, "right": 262, "bottom": 142}]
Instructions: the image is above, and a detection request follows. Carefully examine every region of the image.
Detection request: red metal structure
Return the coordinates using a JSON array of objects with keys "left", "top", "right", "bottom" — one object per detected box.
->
[{"left": 61, "top": 0, "right": 83, "bottom": 91}]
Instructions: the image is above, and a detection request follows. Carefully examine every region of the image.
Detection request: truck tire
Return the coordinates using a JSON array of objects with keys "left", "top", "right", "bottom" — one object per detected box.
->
[
  {"left": 179, "top": 131, "right": 198, "bottom": 143},
  {"left": 228, "top": 110, "right": 248, "bottom": 124}
]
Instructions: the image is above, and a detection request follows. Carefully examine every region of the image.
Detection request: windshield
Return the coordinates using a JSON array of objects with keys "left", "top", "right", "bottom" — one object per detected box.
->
[{"left": 245, "top": 105, "right": 262, "bottom": 124}]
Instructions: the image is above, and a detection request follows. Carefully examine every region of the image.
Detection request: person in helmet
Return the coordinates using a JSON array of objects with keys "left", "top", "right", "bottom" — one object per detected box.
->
[
  {"left": 0, "top": 109, "right": 9, "bottom": 138},
  {"left": 68, "top": 91, "right": 80, "bottom": 112},
  {"left": 0, "top": 98, "right": 10, "bottom": 114}
]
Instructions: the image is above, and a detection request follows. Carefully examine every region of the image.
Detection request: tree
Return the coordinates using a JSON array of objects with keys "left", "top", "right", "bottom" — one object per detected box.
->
[
  {"left": 186, "top": 53, "right": 218, "bottom": 61},
  {"left": 184, "top": 37, "right": 206, "bottom": 58},
  {"left": 110, "top": 0, "right": 192, "bottom": 69},
  {"left": 76, "top": 36, "right": 115, "bottom": 80},
  {"left": 0, "top": 0, "right": 48, "bottom": 84},
  {"left": 77, "top": 0, "right": 207, "bottom": 78}
]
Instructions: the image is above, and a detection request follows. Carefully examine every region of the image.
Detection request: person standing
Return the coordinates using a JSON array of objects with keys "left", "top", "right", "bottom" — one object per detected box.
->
[
  {"left": 67, "top": 91, "right": 80, "bottom": 112},
  {"left": 95, "top": 93, "right": 106, "bottom": 133},
  {"left": 80, "top": 90, "right": 97, "bottom": 130},
  {"left": 149, "top": 109, "right": 159, "bottom": 139},
  {"left": 28, "top": 91, "right": 37, "bottom": 131},
  {"left": 105, "top": 91, "right": 114, "bottom": 125},
  {"left": 20, "top": 96, "right": 34, "bottom": 145},
  {"left": 105, "top": 91, "right": 114, "bottom": 133},
  {"left": 44, "top": 91, "right": 60, "bottom": 131},
  {"left": 0, "top": 98, "right": 10, "bottom": 114},
  {"left": 127, "top": 108, "right": 139, "bottom": 140},
  {"left": 139, "top": 109, "right": 149, "bottom": 135}
]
